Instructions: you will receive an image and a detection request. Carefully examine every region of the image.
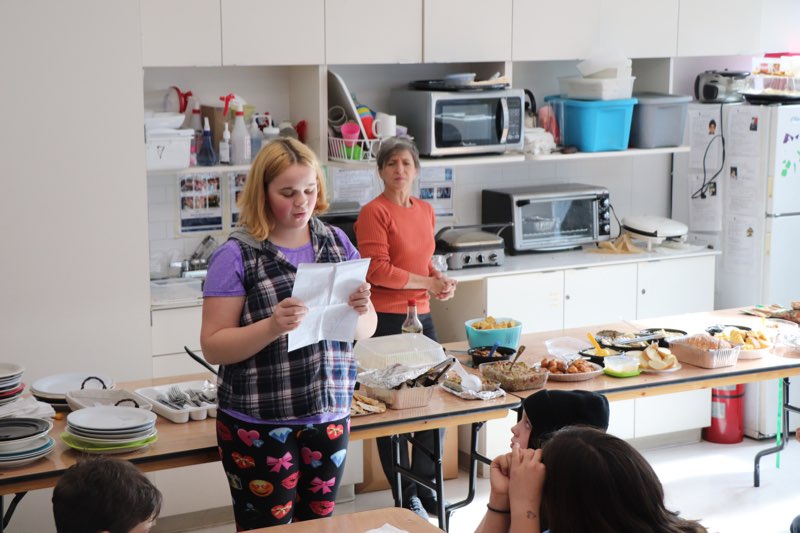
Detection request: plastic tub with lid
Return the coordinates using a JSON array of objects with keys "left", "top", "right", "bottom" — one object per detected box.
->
[{"left": 629, "top": 92, "right": 692, "bottom": 148}]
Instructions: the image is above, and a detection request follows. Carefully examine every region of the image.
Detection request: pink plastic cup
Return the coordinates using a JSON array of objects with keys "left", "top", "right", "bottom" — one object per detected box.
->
[{"left": 341, "top": 122, "right": 361, "bottom": 147}]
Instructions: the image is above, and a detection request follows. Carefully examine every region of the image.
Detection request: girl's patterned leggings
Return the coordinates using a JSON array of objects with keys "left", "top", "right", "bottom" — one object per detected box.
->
[{"left": 216, "top": 410, "right": 350, "bottom": 530}]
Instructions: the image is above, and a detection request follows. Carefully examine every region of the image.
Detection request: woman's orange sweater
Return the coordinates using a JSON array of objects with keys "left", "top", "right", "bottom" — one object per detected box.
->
[{"left": 355, "top": 194, "right": 436, "bottom": 315}]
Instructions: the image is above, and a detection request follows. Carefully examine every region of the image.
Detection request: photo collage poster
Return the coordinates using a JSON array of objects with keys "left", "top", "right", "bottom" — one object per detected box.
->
[{"left": 178, "top": 171, "right": 247, "bottom": 234}]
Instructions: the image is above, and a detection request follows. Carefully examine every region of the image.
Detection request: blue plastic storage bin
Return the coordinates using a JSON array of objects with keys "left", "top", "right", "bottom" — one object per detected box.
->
[{"left": 545, "top": 96, "right": 637, "bottom": 152}]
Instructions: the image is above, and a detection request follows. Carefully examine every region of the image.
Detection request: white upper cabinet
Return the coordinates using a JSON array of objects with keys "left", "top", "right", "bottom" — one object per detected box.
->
[
  {"left": 759, "top": 0, "right": 800, "bottom": 54},
  {"left": 678, "top": 0, "right": 761, "bottom": 57},
  {"left": 424, "top": 0, "right": 512, "bottom": 63},
  {"left": 513, "top": 0, "right": 677, "bottom": 60},
  {"left": 326, "top": 0, "right": 422, "bottom": 64},
  {"left": 141, "top": 0, "right": 222, "bottom": 67},
  {"left": 513, "top": 0, "right": 599, "bottom": 61},
  {"left": 222, "top": 0, "right": 324, "bottom": 65}
]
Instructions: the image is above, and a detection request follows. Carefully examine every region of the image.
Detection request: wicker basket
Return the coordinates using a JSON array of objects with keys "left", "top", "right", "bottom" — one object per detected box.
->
[
  {"left": 363, "top": 385, "right": 434, "bottom": 410},
  {"left": 66, "top": 389, "right": 154, "bottom": 411},
  {"left": 668, "top": 336, "right": 741, "bottom": 369}
]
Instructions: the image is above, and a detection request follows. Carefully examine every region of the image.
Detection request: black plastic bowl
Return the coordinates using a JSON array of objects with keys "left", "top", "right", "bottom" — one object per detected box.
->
[
  {"left": 578, "top": 347, "right": 622, "bottom": 367},
  {"left": 469, "top": 346, "right": 515, "bottom": 367}
]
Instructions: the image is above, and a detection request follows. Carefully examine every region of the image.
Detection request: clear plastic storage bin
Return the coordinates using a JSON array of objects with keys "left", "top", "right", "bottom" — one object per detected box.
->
[
  {"left": 354, "top": 333, "right": 445, "bottom": 370},
  {"left": 558, "top": 76, "right": 635, "bottom": 100},
  {"left": 629, "top": 93, "right": 691, "bottom": 148}
]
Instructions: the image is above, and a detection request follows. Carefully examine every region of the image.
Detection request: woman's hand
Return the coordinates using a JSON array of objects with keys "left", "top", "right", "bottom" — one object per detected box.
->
[
  {"left": 348, "top": 282, "right": 372, "bottom": 315},
  {"left": 508, "top": 445, "right": 545, "bottom": 521},
  {"left": 269, "top": 297, "right": 308, "bottom": 337},
  {"left": 429, "top": 271, "right": 457, "bottom": 300},
  {"left": 488, "top": 452, "right": 512, "bottom": 511}
]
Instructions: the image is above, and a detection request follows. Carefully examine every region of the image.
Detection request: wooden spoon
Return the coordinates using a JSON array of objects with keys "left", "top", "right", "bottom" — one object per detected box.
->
[
  {"left": 508, "top": 344, "right": 527, "bottom": 372},
  {"left": 586, "top": 332, "right": 609, "bottom": 356}
]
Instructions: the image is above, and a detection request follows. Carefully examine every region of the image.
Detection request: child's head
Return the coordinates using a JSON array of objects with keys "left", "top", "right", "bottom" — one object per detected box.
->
[
  {"left": 237, "top": 137, "right": 329, "bottom": 241},
  {"left": 52, "top": 457, "right": 162, "bottom": 533},
  {"left": 512, "top": 390, "right": 610, "bottom": 449},
  {"left": 540, "top": 427, "right": 704, "bottom": 533}
]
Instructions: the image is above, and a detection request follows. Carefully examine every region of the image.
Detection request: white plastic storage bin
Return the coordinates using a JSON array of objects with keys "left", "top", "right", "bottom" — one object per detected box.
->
[
  {"left": 145, "top": 128, "right": 193, "bottom": 170},
  {"left": 629, "top": 93, "right": 691, "bottom": 148},
  {"left": 558, "top": 76, "right": 635, "bottom": 100}
]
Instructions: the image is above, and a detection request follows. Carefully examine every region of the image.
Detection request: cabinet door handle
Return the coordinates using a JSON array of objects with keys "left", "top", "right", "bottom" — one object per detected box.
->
[
  {"left": 565, "top": 294, "right": 570, "bottom": 300},
  {"left": 641, "top": 289, "right": 646, "bottom": 295}
]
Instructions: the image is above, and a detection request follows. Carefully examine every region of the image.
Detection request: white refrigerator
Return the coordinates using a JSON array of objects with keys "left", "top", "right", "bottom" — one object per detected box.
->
[{"left": 683, "top": 102, "right": 800, "bottom": 438}]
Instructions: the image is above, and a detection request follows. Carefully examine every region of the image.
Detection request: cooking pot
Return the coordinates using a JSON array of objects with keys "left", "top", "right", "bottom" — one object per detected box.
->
[{"left": 694, "top": 70, "right": 749, "bottom": 103}]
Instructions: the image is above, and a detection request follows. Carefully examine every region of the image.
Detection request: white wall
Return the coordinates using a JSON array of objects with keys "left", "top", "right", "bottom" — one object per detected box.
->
[{"left": 0, "top": 1, "right": 150, "bottom": 530}]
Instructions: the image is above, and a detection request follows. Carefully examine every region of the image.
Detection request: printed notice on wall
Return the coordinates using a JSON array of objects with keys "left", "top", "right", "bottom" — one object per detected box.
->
[
  {"left": 419, "top": 167, "right": 454, "bottom": 218},
  {"left": 688, "top": 173, "right": 722, "bottom": 232},
  {"left": 229, "top": 171, "right": 247, "bottom": 227},
  {"left": 688, "top": 108, "right": 723, "bottom": 171},
  {"left": 178, "top": 173, "right": 223, "bottom": 234},
  {"left": 723, "top": 214, "right": 758, "bottom": 275},
  {"left": 726, "top": 157, "right": 760, "bottom": 216},
  {"left": 327, "top": 166, "right": 379, "bottom": 206}
]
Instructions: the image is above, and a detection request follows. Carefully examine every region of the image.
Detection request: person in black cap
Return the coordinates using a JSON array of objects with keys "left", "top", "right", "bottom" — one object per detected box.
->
[
  {"left": 475, "top": 390, "right": 610, "bottom": 533},
  {"left": 512, "top": 389, "right": 610, "bottom": 450}
]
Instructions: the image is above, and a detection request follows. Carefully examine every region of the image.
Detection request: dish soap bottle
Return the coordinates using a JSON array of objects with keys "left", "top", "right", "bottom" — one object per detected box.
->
[
  {"left": 219, "top": 123, "right": 231, "bottom": 165},
  {"left": 197, "top": 117, "right": 218, "bottom": 166},
  {"left": 401, "top": 299, "right": 424, "bottom": 334},
  {"left": 230, "top": 104, "right": 251, "bottom": 166}
]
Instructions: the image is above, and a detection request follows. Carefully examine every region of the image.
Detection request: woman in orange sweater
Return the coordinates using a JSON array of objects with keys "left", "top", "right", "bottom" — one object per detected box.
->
[{"left": 355, "top": 136, "right": 456, "bottom": 519}]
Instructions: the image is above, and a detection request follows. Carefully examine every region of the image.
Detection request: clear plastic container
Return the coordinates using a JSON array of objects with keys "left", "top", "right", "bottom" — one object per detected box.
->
[
  {"left": 558, "top": 76, "right": 635, "bottom": 100},
  {"left": 353, "top": 333, "right": 445, "bottom": 370}
]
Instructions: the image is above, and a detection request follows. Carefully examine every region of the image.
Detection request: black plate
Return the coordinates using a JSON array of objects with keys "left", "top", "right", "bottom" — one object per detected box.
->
[
  {"left": 0, "top": 418, "right": 51, "bottom": 441},
  {"left": 705, "top": 324, "right": 752, "bottom": 335},
  {"left": 742, "top": 92, "right": 800, "bottom": 105},
  {"left": 409, "top": 79, "right": 510, "bottom": 92}
]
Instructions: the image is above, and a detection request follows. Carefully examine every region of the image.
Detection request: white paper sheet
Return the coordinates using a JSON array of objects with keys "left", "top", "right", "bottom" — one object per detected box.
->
[
  {"left": 688, "top": 174, "right": 723, "bottom": 232},
  {"left": 418, "top": 166, "right": 455, "bottom": 218},
  {"left": 288, "top": 258, "right": 370, "bottom": 351}
]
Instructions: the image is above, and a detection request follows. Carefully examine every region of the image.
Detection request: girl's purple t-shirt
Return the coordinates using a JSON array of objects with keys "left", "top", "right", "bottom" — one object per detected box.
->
[
  {"left": 203, "top": 226, "right": 360, "bottom": 425},
  {"left": 204, "top": 226, "right": 360, "bottom": 297}
]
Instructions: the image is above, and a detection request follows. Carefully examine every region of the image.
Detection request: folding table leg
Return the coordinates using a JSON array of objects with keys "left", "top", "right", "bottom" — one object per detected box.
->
[{"left": 754, "top": 377, "right": 800, "bottom": 487}]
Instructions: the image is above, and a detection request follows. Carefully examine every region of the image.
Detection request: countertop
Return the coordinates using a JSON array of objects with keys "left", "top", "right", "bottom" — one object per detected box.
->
[{"left": 150, "top": 244, "right": 720, "bottom": 309}]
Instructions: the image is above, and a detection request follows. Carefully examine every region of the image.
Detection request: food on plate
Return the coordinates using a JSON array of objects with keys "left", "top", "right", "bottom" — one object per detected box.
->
[
  {"left": 714, "top": 328, "right": 770, "bottom": 350},
  {"left": 539, "top": 357, "right": 595, "bottom": 374},
  {"left": 636, "top": 343, "right": 679, "bottom": 370},
  {"left": 470, "top": 316, "right": 517, "bottom": 330},
  {"left": 350, "top": 393, "right": 386, "bottom": 416},
  {"left": 677, "top": 334, "right": 731, "bottom": 351},
  {"left": 442, "top": 372, "right": 501, "bottom": 393},
  {"left": 479, "top": 361, "right": 548, "bottom": 392}
]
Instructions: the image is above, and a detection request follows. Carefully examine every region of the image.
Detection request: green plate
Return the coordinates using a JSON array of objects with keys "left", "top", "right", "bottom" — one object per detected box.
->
[
  {"left": 60, "top": 433, "right": 158, "bottom": 454},
  {"left": 603, "top": 367, "right": 641, "bottom": 378}
]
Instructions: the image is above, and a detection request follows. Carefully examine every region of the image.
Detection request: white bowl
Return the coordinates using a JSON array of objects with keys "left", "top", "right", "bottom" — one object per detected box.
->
[
  {"left": 144, "top": 112, "right": 185, "bottom": 131},
  {"left": 444, "top": 73, "right": 476, "bottom": 86}
]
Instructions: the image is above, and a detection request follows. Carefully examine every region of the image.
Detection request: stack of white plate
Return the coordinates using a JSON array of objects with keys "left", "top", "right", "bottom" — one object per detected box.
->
[
  {"left": 62, "top": 406, "right": 157, "bottom": 454},
  {"left": 0, "top": 364, "right": 26, "bottom": 407},
  {"left": 0, "top": 417, "right": 55, "bottom": 468},
  {"left": 31, "top": 372, "right": 115, "bottom": 410}
]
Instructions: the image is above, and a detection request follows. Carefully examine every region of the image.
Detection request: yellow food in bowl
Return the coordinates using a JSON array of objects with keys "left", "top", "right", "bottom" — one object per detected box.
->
[{"left": 470, "top": 316, "right": 518, "bottom": 330}]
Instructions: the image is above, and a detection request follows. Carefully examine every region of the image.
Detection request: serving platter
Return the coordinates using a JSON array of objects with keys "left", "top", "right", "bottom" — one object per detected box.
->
[
  {"left": 544, "top": 361, "right": 603, "bottom": 382},
  {"left": 67, "top": 406, "right": 156, "bottom": 432},
  {"left": 31, "top": 372, "right": 115, "bottom": 398},
  {"left": 61, "top": 433, "right": 157, "bottom": 455},
  {"left": 64, "top": 427, "right": 157, "bottom": 445},
  {"left": 640, "top": 362, "right": 682, "bottom": 374},
  {"left": 0, "top": 418, "right": 52, "bottom": 442}
]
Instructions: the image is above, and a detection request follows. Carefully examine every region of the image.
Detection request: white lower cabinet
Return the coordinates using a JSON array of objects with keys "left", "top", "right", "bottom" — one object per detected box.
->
[
  {"left": 486, "top": 271, "right": 564, "bottom": 334},
  {"left": 637, "top": 255, "right": 715, "bottom": 319},
  {"left": 563, "top": 264, "right": 638, "bottom": 329}
]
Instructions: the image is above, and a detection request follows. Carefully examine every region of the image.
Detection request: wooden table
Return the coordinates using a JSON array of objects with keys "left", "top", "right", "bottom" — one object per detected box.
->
[
  {"left": 0, "top": 374, "right": 519, "bottom": 532},
  {"left": 252, "top": 507, "right": 441, "bottom": 532},
  {"left": 443, "top": 307, "right": 800, "bottom": 487}
]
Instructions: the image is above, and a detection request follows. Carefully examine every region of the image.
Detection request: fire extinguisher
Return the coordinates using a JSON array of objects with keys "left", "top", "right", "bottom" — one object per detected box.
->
[{"left": 703, "top": 384, "right": 745, "bottom": 444}]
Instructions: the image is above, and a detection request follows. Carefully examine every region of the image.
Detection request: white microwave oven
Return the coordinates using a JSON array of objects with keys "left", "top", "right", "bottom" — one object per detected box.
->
[
  {"left": 482, "top": 183, "right": 612, "bottom": 253},
  {"left": 389, "top": 88, "right": 525, "bottom": 156}
]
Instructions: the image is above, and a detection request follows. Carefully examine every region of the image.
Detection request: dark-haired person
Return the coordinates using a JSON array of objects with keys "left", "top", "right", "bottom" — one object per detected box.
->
[
  {"left": 489, "top": 427, "right": 706, "bottom": 533},
  {"left": 476, "top": 390, "right": 610, "bottom": 532},
  {"left": 355, "top": 136, "right": 457, "bottom": 519},
  {"left": 52, "top": 457, "right": 162, "bottom": 533}
]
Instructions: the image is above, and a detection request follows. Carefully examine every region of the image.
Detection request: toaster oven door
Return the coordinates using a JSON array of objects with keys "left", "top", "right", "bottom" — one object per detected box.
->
[{"left": 515, "top": 196, "right": 597, "bottom": 250}]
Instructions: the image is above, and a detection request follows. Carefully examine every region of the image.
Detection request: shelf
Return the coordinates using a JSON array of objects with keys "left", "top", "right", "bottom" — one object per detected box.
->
[
  {"left": 147, "top": 164, "right": 251, "bottom": 176},
  {"left": 526, "top": 146, "right": 690, "bottom": 161},
  {"left": 326, "top": 153, "right": 527, "bottom": 168}
]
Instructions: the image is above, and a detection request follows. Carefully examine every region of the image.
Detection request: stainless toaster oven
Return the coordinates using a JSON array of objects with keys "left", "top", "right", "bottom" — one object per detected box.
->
[{"left": 481, "top": 183, "right": 611, "bottom": 253}]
